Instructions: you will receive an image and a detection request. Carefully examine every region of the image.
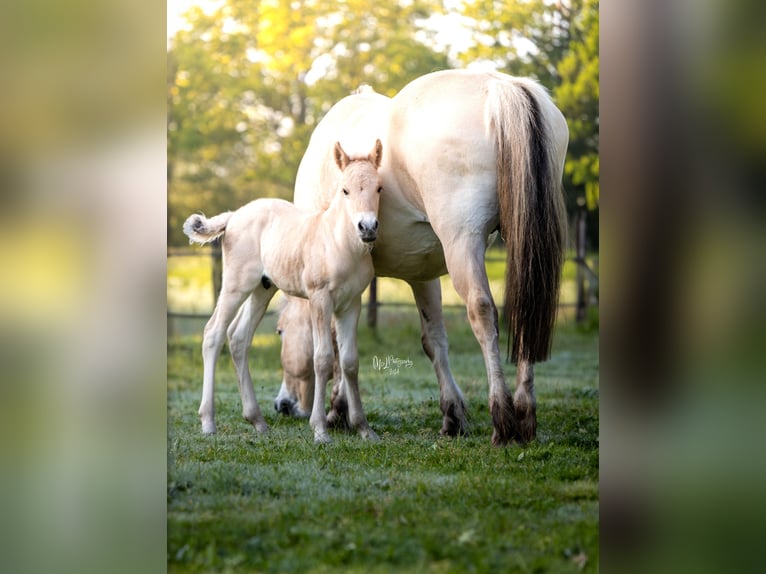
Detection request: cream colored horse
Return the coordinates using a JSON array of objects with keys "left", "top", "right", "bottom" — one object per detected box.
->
[
  {"left": 270, "top": 70, "right": 568, "bottom": 446},
  {"left": 183, "top": 140, "right": 383, "bottom": 443}
]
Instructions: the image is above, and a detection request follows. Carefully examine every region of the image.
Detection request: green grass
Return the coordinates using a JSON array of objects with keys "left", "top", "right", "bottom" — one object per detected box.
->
[{"left": 168, "top": 303, "right": 599, "bottom": 572}]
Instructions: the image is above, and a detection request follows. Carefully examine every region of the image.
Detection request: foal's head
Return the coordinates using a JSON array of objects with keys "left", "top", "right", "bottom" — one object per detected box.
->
[{"left": 333, "top": 139, "right": 383, "bottom": 244}]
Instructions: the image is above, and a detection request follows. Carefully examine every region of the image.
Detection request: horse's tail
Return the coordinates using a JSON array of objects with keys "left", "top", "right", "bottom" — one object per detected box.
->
[
  {"left": 183, "top": 211, "right": 233, "bottom": 245},
  {"left": 488, "top": 77, "right": 567, "bottom": 364}
]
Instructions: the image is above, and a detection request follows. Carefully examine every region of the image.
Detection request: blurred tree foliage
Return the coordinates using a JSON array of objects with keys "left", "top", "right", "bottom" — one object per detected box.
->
[
  {"left": 168, "top": 0, "right": 598, "bottom": 247},
  {"left": 456, "top": 0, "right": 599, "bottom": 244}
]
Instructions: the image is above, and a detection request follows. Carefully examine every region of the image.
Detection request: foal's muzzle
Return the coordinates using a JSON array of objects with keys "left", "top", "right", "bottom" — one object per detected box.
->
[{"left": 357, "top": 215, "right": 379, "bottom": 243}]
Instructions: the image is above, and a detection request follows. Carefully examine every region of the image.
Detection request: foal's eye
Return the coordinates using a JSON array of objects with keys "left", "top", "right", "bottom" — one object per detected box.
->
[
  {"left": 342, "top": 188, "right": 349, "bottom": 196},
  {"left": 377, "top": 186, "right": 382, "bottom": 194}
]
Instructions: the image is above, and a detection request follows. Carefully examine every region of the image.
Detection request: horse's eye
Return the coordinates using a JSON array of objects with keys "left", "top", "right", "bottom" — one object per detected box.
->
[
  {"left": 276, "top": 328, "right": 283, "bottom": 336},
  {"left": 342, "top": 188, "right": 349, "bottom": 196},
  {"left": 377, "top": 186, "right": 382, "bottom": 194}
]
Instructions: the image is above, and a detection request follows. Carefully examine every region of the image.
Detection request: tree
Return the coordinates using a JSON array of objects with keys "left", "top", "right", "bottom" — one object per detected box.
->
[
  {"left": 453, "top": 0, "right": 599, "bottom": 244},
  {"left": 554, "top": 0, "right": 599, "bottom": 212}
]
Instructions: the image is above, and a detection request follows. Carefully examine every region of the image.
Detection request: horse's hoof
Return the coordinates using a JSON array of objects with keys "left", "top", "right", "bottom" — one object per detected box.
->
[
  {"left": 489, "top": 396, "right": 515, "bottom": 446},
  {"left": 439, "top": 399, "right": 468, "bottom": 437},
  {"left": 254, "top": 421, "right": 269, "bottom": 434}
]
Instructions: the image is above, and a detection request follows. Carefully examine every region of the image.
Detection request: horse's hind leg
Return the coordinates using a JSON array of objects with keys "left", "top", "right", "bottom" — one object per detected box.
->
[
  {"left": 442, "top": 236, "right": 516, "bottom": 446},
  {"left": 199, "top": 288, "right": 250, "bottom": 435},
  {"left": 409, "top": 279, "right": 467, "bottom": 436},
  {"left": 227, "top": 286, "right": 277, "bottom": 433},
  {"left": 334, "top": 298, "right": 378, "bottom": 441},
  {"left": 514, "top": 360, "right": 536, "bottom": 443}
]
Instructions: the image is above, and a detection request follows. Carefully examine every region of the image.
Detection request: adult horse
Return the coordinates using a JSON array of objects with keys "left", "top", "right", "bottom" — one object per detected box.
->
[
  {"left": 184, "top": 140, "right": 384, "bottom": 443},
  {"left": 274, "top": 69, "right": 568, "bottom": 445}
]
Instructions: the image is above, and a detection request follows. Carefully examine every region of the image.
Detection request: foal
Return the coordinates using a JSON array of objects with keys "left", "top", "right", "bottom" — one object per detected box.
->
[{"left": 183, "top": 139, "right": 383, "bottom": 443}]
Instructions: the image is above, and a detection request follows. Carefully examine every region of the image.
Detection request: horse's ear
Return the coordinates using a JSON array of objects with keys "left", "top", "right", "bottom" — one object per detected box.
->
[
  {"left": 334, "top": 141, "right": 350, "bottom": 171},
  {"left": 370, "top": 139, "right": 383, "bottom": 168}
]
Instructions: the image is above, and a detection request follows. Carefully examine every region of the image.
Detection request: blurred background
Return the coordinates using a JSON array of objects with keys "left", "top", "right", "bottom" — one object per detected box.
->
[
  {"left": 166, "top": 0, "right": 599, "bottom": 249},
  {"left": 166, "top": 0, "right": 600, "bottom": 337}
]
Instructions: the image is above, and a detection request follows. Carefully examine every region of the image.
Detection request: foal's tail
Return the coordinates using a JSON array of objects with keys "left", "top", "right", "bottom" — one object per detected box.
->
[
  {"left": 183, "top": 212, "right": 233, "bottom": 245},
  {"left": 487, "top": 77, "right": 568, "bottom": 364}
]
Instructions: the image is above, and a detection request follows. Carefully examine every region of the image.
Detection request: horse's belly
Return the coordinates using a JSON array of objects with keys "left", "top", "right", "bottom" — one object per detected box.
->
[{"left": 372, "top": 220, "right": 447, "bottom": 281}]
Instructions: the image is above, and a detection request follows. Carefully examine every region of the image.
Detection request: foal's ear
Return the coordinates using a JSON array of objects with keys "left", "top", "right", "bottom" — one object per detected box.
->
[
  {"left": 369, "top": 138, "right": 383, "bottom": 168},
  {"left": 334, "top": 141, "right": 350, "bottom": 171}
]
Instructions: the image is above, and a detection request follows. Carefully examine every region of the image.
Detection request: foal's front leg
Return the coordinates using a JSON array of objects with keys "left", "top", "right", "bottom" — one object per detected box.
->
[
  {"left": 308, "top": 292, "right": 335, "bottom": 444},
  {"left": 335, "top": 297, "right": 378, "bottom": 441}
]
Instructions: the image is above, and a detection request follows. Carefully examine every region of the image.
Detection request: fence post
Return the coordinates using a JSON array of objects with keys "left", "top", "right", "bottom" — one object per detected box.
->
[
  {"left": 575, "top": 197, "right": 588, "bottom": 324},
  {"left": 211, "top": 238, "right": 223, "bottom": 305},
  {"left": 367, "top": 277, "right": 378, "bottom": 329}
]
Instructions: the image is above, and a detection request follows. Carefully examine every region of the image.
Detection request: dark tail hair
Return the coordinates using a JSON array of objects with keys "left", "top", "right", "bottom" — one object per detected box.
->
[{"left": 489, "top": 79, "right": 567, "bottom": 364}]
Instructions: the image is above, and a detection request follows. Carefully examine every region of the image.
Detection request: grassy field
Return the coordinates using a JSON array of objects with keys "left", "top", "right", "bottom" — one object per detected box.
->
[{"left": 167, "top": 249, "right": 599, "bottom": 572}]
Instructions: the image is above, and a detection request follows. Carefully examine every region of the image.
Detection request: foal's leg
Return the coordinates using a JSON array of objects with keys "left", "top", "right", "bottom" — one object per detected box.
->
[
  {"left": 334, "top": 297, "right": 378, "bottom": 441},
  {"left": 409, "top": 279, "right": 468, "bottom": 436},
  {"left": 308, "top": 292, "right": 335, "bottom": 444},
  {"left": 227, "top": 286, "right": 277, "bottom": 433},
  {"left": 443, "top": 236, "right": 516, "bottom": 446},
  {"left": 199, "top": 288, "right": 251, "bottom": 435}
]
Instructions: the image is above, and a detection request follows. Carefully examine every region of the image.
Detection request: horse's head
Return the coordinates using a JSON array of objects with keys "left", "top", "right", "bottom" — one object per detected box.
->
[{"left": 333, "top": 139, "right": 383, "bottom": 244}]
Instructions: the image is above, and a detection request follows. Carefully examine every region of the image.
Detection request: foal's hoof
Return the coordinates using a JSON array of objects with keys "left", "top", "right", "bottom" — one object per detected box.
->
[
  {"left": 253, "top": 421, "right": 270, "bottom": 434},
  {"left": 314, "top": 431, "right": 332, "bottom": 445},
  {"left": 201, "top": 420, "right": 217, "bottom": 435}
]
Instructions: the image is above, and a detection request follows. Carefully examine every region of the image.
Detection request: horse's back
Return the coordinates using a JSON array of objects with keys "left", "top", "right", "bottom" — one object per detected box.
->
[
  {"left": 388, "top": 70, "right": 502, "bottom": 235},
  {"left": 387, "top": 69, "right": 566, "bottom": 237}
]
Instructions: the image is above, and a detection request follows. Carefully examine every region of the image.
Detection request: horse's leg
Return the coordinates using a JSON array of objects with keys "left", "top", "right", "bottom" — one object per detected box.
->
[
  {"left": 443, "top": 236, "right": 516, "bottom": 446},
  {"left": 308, "top": 291, "right": 335, "bottom": 444},
  {"left": 409, "top": 279, "right": 467, "bottom": 436},
  {"left": 227, "top": 286, "right": 277, "bottom": 433},
  {"left": 513, "top": 360, "right": 536, "bottom": 443},
  {"left": 199, "top": 287, "right": 250, "bottom": 435},
  {"left": 334, "top": 298, "right": 378, "bottom": 441}
]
